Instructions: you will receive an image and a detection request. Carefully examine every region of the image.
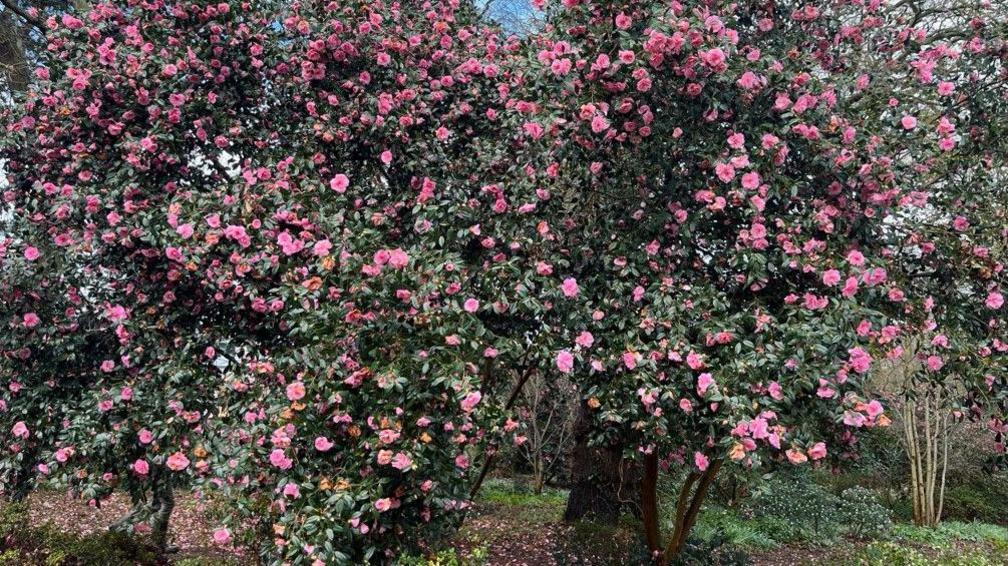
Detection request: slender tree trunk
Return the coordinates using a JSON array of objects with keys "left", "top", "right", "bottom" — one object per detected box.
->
[
  {"left": 641, "top": 453, "right": 662, "bottom": 555},
  {"left": 149, "top": 479, "right": 175, "bottom": 552}
]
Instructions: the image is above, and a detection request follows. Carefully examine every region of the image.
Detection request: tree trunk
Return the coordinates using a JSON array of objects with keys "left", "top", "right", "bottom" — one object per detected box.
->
[
  {"left": 563, "top": 403, "right": 638, "bottom": 524},
  {"left": 149, "top": 479, "right": 175, "bottom": 552}
]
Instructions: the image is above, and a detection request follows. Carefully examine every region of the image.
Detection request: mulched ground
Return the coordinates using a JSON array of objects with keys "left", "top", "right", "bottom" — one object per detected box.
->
[{"left": 24, "top": 490, "right": 241, "bottom": 563}]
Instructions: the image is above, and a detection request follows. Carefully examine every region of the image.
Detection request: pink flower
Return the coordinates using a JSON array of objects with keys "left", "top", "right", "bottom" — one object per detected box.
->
[
  {"left": 866, "top": 400, "right": 884, "bottom": 419},
  {"left": 269, "top": 448, "right": 292, "bottom": 470},
  {"left": 986, "top": 291, "right": 1004, "bottom": 309},
  {"left": 375, "top": 498, "right": 393, "bottom": 512},
  {"left": 842, "top": 277, "right": 859, "bottom": 298},
  {"left": 848, "top": 347, "right": 872, "bottom": 374},
  {"left": 694, "top": 452, "right": 710, "bottom": 471},
  {"left": 461, "top": 391, "right": 482, "bottom": 412},
  {"left": 283, "top": 483, "right": 300, "bottom": 498},
  {"left": 286, "top": 381, "right": 306, "bottom": 401},
  {"left": 901, "top": 115, "right": 918, "bottom": 130},
  {"left": 697, "top": 373, "right": 715, "bottom": 396},
  {"left": 575, "top": 331, "right": 594, "bottom": 348},
  {"left": 822, "top": 269, "right": 841, "bottom": 287},
  {"left": 314, "top": 437, "right": 333, "bottom": 451},
  {"left": 561, "top": 277, "right": 579, "bottom": 297},
  {"left": 701, "top": 48, "right": 727, "bottom": 70},
  {"left": 741, "top": 171, "right": 761, "bottom": 189},
  {"left": 622, "top": 351, "right": 638, "bottom": 370},
  {"left": 556, "top": 350, "right": 574, "bottom": 373},
  {"left": 212, "top": 528, "right": 231, "bottom": 545},
  {"left": 392, "top": 453, "right": 413, "bottom": 471},
  {"left": 846, "top": 249, "right": 865, "bottom": 266},
  {"left": 23, "top": 247, "right": 40, "bottom": 261},
  {"left": 768, "top": 381, "right": 784, "bottom": 400},
  {"left": 12, "top": 421, "right": 28, "bottom": 439},
  {"left": 926, "top": 355, "right": 944, "bottom": 372},
  {"left": 166, "top": 452, "right": 190, "bottom": 471},
  {"left": 22, "top": 313, "right": 40, "bottom": 328},
  {"left": 138, "top": 429, "right": 154, "bottom": 444},
  {"left": 133, "top": 459, "right": 149, "bottom": 475},
  {"left": 463, "top": 298, "right": 480, "bottom": 313},
  {"left": 614, "top": 11, "right": 631, "bottom": 29},
  {"left": 686, "top": 351, "right": 704, "bottom": 370},
  {"left": 387, "top": 248, "right": 409, "bottom": 269},
  {"left": 808, "top": 442, "right": 827, "bottom": 460},
  {"left": 330, "top": 174, "right": 350, "bottom": 193},
  {"left": 786, "top": 449, "right": 808, "bottom": 464}
]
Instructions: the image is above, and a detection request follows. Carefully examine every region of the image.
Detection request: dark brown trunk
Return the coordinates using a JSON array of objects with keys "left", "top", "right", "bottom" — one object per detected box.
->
[
  {"left": 641, "top": 453, "right": 662, "bottom": 556},
  {"left": 563, "top": 403, "right": 638, "bottom": 524},
  {"left": 664, "top": 460, "right": 722, "bottom": 564}
]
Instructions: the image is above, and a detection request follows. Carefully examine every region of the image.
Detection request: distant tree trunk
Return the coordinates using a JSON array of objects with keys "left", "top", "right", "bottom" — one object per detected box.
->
[{"left": 563, "top": 403, "right": 638, "bottom": 524}]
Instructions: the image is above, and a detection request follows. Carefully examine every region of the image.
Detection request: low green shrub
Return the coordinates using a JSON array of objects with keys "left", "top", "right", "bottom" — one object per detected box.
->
[
  {"left": 942, "top": 475, "right": 1008, "bottom": 524},
  {"left": 748, "top": 474, "right": 842, "bottom": 540},
  {"left": 839, "top": 487, "right": 893, "bottom": 539},
  {"left": 669, "top": 534, "right": 750, "bottom": 566},
  {"left": 857, "top": 541, "right": 929, "bottom": 566}
]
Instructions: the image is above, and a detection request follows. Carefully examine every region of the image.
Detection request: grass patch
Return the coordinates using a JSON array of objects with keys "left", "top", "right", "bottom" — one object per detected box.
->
[{"left": 890, "top": 521, "right": 1008, "bottom": 549}]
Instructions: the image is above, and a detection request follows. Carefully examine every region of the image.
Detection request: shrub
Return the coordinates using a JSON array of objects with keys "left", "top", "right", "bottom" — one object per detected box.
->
[
  {"left": 749, "top": 476, "right": 841, "bottom": 540},
  {"left": 942, "top": 475, "right": 1008, "bottom": 524},
  {"left": 838, "top": 486, "right": 893, "bottom": 539},
  {"left": 669, "top": 534, "right": 750, "bottom": 566},
  {"left": 857, "top": 542, "right": 928, "bottom": 566}
]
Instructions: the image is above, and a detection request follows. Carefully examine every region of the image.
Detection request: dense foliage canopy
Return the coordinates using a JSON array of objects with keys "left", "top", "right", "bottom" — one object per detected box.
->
[{"left": 1, "top": 0, "right": 1006, "bottom": 563}]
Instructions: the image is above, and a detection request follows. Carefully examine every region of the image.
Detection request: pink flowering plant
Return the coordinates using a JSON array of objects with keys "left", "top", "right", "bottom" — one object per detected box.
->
[{"left": 1, "top": 0, "right": 1006, "bottom": 564}]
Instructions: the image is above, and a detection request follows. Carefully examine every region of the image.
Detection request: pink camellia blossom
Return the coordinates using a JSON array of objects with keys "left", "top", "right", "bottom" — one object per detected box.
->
[
  {"left": 286, "top": 381, "right": 306, "bottom": 401},
  {"left": 768, "top": 381, "right": 784, "bottom": 400},
  {"left": 23, "top": 246, "right": 40, "bottom": 261},
  {"left": 138, "top": 429, "right": 154, "bottom": 444},
  {"left": 329, "top": 174, "right": 350, "bottom": 193},
  {"left": 375, "top": 498, "right": 393, "bottom": 512},
  {"left": 22, "top": 313, "right": 40, "bottom": 328},
  {"left": 212, "top": 528, "right": 231, "bottom": 545},
  {"left": 561, "top": 277, "right": 579, "bottom": 297},
  {"left": 866, "top": 400, "right": 884, "bottom": 419},
  {"left": 822, "top": 269, "right": 841, "bottom": 287},
  {"left": 686, "top": 351, "right": 704, "bottom": 370},
  {"left": 12, "top": 421, "right": 28, "bottom": 439},
  {"left": 387, "top": 248, "right": 409, "bottom": 269},
  {"left": 697, "top": 373, "right": 715, "bottom": 396},
  {"left": 461, "top": 391, "right": 482, "bottom": 412},
  {"left": 848, "top": 347, "right": 872, "bottom": 374},
  {"left": 133, "top": 459, "right": 150, "bottom": 475},
  {"left": 166, "top": 452, "right": 190, "bottom": 471},
  {"left": 926, "top": 355, "right": 944, "bottom": 372},
  {"left": 901, "top": 115, "right": 918, "bottom": 130},
  {"left": 314, "top": 437, "right": 333, "bottom": 451},
  {"left": 622, "top": 351, "right": 638, "bottom": 370},
  {"left": 575, "top": 331, "right": 594, "bottom": 348},
  {"left": 269, "top": 448, "right": 292, "bottom": 470},
  {"left": 556, "top": 350, "right": 574, "bottom": 373},
  {"left": 463, "top": 298, "right": 480, "bottom": 313},
  {"left": 986, "top": 291, "right": 1004, "bottom": 309},
  {"left": 808, "top": 442, "right": 827, "bottom": 460},
  {"left": 283, "top": 483, "right": 300, "bottom": 498},
  {"left": 694, "top": 451, "right": 710, "bottom": 471},
  {"left": 391, "top": 452, "right": 413, "bottom": 471},
  {"left": 786, "top": 448, "right": 808, "bottom": 464}
]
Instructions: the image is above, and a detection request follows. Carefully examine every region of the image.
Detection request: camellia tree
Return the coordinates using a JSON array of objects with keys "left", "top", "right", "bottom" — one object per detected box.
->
[
  {"left": 0, "top": 0, "right": 544, "bottom": 562},
  {"left": 2, "top": 0, "right": 1007, "bottom": 565},
  {"left": 503, "top": 0, "right": 1008, "bottom": 561}
]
